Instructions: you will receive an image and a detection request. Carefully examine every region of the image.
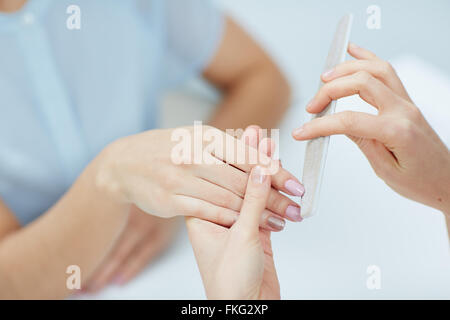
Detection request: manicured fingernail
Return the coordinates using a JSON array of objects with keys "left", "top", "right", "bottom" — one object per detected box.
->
[
  {"left": 267, "top": 216, "right": 286, "bottom": 231},
  {"left": 114, "top": 275, "right": 126, "bottom": 285},
  {"left": 322, "top": 68, "right": 334, "bottom": 79},
  {"left": 286, "top": 205, "right": 302, "bottom": 222},
  {"left": 292, "top": 126, "right": 305, "bottom": 137},
  {"left": 349, "top": 42, "right": 358, "bottom": 50},
  {"left": 251, "top": 166, "right": 267, "bottom": 184},
  {"left": 285, "top": 179, "right": 305, "bottom": 197}
]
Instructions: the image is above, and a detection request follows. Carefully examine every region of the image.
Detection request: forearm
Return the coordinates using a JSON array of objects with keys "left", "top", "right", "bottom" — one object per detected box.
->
[
  {"left": 0, "top": 154, "right": 129, "bottom": 299},
  {"left": 208, "top": 65, "right": 291, "bottom": 131}
]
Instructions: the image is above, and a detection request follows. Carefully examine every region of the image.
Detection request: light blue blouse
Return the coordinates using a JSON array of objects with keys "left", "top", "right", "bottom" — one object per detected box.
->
[{"left": 0, "top": 0, "right": 224, "bottom": 225}]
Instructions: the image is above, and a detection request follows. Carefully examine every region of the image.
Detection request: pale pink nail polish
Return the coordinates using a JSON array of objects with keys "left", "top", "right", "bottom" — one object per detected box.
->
[
  {"left": 114, "top": 275, "right": 126, "bottom": 285},
  {"left": 286, "top": 205, "right": 302, "bottom": 222},
  {"left": 285, "top": 179, "right": 305, "bottom": 197}
]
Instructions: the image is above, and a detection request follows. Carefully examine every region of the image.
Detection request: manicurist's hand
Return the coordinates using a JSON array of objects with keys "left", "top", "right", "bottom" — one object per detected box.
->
[
  {"left": 96, "top": 125, "right": 304, "bottom": 231},
  {"left": 292, "top": 43, "right": 450, "bottom": 216},
  {"left": 187, "top": 164, "right": 279, "bottom": 299}
]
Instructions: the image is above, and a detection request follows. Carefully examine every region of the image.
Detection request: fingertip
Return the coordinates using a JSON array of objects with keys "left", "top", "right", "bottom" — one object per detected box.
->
[
  {"left": 306, "top": 101, "right": 322, "bottom": 114},
  {"left": 321, "top": 68, "right": 335, "bottom": 82},
  {"left": 292, "top": 126, "right": 306, "bottom": 140}
]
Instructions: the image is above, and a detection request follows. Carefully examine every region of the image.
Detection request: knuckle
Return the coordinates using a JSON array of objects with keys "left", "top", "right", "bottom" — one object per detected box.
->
[
  {"left": 385, "top": 119, "right": 415, "bottom": 142},
  {"left": 355, "top": 71, "right": 372, "bottom": 86},
  {"left": 322, "top": 82, "right": 336, "bottom": 97},
  {"left": 379, "top": 61, "right": 394, "bottom": 77},
  {"left": 339, "top": 111, "right": 357, "bottom": 130}
]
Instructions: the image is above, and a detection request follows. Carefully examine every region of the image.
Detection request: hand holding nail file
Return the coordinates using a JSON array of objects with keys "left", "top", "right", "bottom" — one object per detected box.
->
[{"left": 301, "top": 14, "right": 353, "bottom": 218}]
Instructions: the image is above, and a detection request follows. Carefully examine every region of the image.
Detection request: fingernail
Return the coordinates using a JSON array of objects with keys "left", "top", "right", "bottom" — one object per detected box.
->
[
  {"left": 285, "top": 179, "right": 305, "bottom": 197},
  {"left": 113, "top": 275, "right": 126, "bottom": 286},
  {"left": 286, "top": 205, "right": 302, "bottom": 222},
  {"left": 306, "top": 99, "right": 314, "bottom": 110},
  {"left": 322, "top": 68, "right": 334, "bottom": 79},
  {"left": 349, "top": 42, "right": 358, "bottom": 50},
  {"left": 251, "top": 166, "right": 267, "bottom": 184},
  {"left": 292, "top": 126, "right": 305, "bottom": 138},
  {"left": 267, "top": 216, "right": 286, "bottom": 231}
]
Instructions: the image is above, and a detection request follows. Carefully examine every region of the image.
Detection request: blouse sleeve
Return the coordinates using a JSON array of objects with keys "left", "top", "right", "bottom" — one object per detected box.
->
[{"left": 161, "top": 0, "right": 225, "bottom": 87}]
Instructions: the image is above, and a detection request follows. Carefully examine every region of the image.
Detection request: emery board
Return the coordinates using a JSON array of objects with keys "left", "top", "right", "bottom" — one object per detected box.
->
[{"left": 301, "top": 14, "right": 353, "bottom": 218}]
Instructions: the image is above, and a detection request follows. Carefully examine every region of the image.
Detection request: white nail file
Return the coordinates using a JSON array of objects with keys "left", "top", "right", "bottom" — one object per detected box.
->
[{"left": 301, "top": 14, "right": 353, "bottom": 218}]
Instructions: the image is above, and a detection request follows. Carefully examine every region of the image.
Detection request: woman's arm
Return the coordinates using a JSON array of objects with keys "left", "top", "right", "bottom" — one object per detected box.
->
[
  {"left": 0, "top": 156, "right": 130, "bottom": 299},
  {"left": 203, "top": 17, "right": 291, "bottom": 131},
  {"left": 0, "top": 125, "right": 303, "bottom": 298}
]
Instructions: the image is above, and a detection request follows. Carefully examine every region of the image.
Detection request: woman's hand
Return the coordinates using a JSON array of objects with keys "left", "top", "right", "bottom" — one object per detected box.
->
[
  {"left": 292, "top": 43, "right": 450, "bottom": 215},
  {"left": 96, "top": 125, "right": 304, "bottom": 231},
  {"left": 83, "top": 205, "right": 179, "bottom": 293},
  {"left": 187, "top": 165, "right": 279, "bottom": 299}
]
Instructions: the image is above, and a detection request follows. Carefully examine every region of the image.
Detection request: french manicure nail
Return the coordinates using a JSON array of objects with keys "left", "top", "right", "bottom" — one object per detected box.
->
[
  {"left": 322, "top": 68, "right": 334, "bottom": 79},
  {"left": 251, "top": 166, "right": 266, "bottom": 184},
  {"left": 285, "top": 179, "right": 305, "bottom": 197},
  {"left": 267, "top": 216, "right": 286, "bottom": 231},
  {"left": 286, "top": 205, "right": 302, "bottom": 222}
]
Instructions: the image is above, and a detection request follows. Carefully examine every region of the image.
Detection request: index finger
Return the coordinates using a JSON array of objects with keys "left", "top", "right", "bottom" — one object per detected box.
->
[{"left": 211, "top": 130, "right": 304, "bottom": 197}]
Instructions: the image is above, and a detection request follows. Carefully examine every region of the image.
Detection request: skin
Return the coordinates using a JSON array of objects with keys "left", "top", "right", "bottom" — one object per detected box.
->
[
  {"left": 187, "top": 128, "right": 280, "bottom": 299},
  {"left": 0, "top": 1, "right": 296, "bottom": 297},
  {"left": 84, "top": 17, "right": 292, "bottom": 292},
  {"left": 187, "top": 167, "right": 279, "bottom": 299},
  {"left": 293, "top": 43, "right": 450, "bottom": 237}
]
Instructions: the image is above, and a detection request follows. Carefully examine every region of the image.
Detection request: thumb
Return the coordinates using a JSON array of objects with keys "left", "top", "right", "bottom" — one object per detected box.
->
[{"left": 237, "top": 166, "right": 271, "bottom": 232}]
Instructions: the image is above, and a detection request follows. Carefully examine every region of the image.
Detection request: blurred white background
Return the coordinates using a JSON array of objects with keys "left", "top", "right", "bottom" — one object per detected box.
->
[{"left": 87, "top": 0, "right": 450, "bottom": 299}]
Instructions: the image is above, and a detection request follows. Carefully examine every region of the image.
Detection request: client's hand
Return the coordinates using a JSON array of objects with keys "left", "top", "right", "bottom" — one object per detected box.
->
[
  {"left": 186, "top": 165, "right": 279, "bottom": 299},
  {"left": 84, "top": 205, "right": 179, "bottom": 293},
  {"left": 292, "top": 43, "right": 450, "bottom": 216}
]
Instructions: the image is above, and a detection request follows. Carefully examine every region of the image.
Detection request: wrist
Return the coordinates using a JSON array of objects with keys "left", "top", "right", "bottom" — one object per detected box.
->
[{"left": 91, "top": 140, "right": 130, "bottom": 207}]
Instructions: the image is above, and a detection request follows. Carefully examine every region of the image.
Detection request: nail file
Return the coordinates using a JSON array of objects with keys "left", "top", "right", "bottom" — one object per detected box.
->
[{"left": 301, "top": 14, "right": 353, "bottom": 218}]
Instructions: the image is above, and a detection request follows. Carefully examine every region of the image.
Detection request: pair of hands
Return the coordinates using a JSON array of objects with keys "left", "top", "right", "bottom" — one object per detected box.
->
[
  {"left": 183, "top": 44, "right": 450, "bottom": 300},
  {"left": 84, "top": 125, "right": 304, "bottom": 292},
  {"left": 86, "top": 44, "right": 450, "bottom": 297}
]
